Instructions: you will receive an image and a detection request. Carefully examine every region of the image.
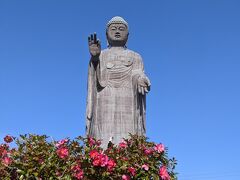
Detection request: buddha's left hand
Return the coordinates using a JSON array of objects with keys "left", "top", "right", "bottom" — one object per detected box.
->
[{"left": 137, "top": 76, "right": 151, "bottom": 95}]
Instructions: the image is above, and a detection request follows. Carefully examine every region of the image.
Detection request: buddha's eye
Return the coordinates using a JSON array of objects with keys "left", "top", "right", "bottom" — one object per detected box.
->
[
  {"left": 119, "top": 26, "right": 126, "bottom": 31},
  {"left": 111, "top": 26, "right": 117, "bottom": 31}
]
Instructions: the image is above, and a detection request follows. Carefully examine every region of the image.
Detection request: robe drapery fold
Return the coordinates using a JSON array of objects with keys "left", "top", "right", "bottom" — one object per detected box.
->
[{"left": 86, "top": 48, "right": 148, "bottom": 148}]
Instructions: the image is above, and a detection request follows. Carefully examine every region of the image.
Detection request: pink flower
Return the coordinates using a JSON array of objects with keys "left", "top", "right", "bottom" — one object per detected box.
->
[
  {"left": 128, "top": 167, "right": 136, "bottom": 176},
  {"left": 121, "top": 157, "right": 128, "bottom": 161},
  {"left": 96, "top": 140, "right": 101, "bottom": 146},
  {"left": 88, "top": 137, "right": 96, "bottom": 146},
  {"left": 107, "top": 159, "right": 116, "bottom": 172},
  {"left": 122, "top": 174, "right": 130, "bottom": 180},
  {"left": 0, "top": 149, "right": 7, "bottom": 157},
  {"left": 154, "top": 143, "right": 165, "bottom": 153},
  {"left": 93, "top": 159, "right": 101, "bottom": 166},
  {"left": 159, "top": 166, "right": 170, "bottom": 180},
  {"left": 71, "top": 164, "right": 84, "bottom": 180},
  {"left": 56, "top": 147, "right": 69, "bottom": 159},
  {"left": 38, "top": 158, "right": 44, "bottom": 164},
  {"left": 2, "top": 156, "right": 12, "bottom": 166},
  {"left": 56, "top": 139, "right": 69, "bottom": 148},
  {"left": 93, "top": 158, "right": 101, "bottom": 166},
  {"left": 92, "top": 153, "right": 109, "bottom": 167},
  {"left": 71, "top": 164, "right": 81, "bottom": 171},
  {"left": 4, "top": 135, "right": 13, "bottom": 143},
  {"left": 74, "top": 170, "right": 84, "bottom": 180},
  {"left": 56, "top": 171, "right": 62, "bottom": 177},
  {"left": 142, "top": 164, "right": 149, "bottom": 171},
  {"left": 89, "top": 150, "right": 99, "bottom": 159},
  {"left": 99, "top": 154, "right": 109, "bottom": 167},
  {"left": 119, "top": 140, "right": 128, "bottom": 148},
  {"left": 144, "top": 148, "right": 153, "bottom": 155}
]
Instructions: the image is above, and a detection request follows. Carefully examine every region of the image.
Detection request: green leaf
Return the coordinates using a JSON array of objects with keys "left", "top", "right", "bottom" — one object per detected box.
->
[{"left": 19, "top": 175, "right": 24, "bottom": 180}]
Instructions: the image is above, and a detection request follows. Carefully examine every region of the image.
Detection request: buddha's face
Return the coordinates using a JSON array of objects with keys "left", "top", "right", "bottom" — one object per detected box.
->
[{"left": 106, "top": 23, "right": 128, "bottom": 47}]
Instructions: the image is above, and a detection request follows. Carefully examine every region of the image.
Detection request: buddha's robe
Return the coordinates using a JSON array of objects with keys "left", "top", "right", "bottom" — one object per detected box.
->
[{"left": 86, "top": 47, "right": 149, "bottom": 148}]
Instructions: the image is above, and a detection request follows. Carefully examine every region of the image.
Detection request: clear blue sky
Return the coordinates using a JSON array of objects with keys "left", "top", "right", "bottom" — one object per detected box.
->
[{"left": 1, "top": 0, "right": 240, "bottom": 179}]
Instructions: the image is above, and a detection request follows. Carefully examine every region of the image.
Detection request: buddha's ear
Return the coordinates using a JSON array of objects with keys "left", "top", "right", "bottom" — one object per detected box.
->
[
  {"left": 106, "top": 31, "right": 110, "bottom": 47},
  {"left": 106, "top": 30, "right": 110, "bottom": 41},
  {"left": 106, "top": 28, "right": 109, "bottom": 37},
  {"left": 126, "top": 32, "right": 129, "bottom": 42}
]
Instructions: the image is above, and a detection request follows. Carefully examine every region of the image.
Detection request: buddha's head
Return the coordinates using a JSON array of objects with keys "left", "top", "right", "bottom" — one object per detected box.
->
[{"left": 106, "top": 16, "right": 129, "bottom": 47}]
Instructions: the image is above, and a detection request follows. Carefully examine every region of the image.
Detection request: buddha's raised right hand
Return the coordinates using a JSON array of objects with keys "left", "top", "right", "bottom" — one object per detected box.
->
[{"left": 88, "top": 32, "right": 101, "bottom": 58}]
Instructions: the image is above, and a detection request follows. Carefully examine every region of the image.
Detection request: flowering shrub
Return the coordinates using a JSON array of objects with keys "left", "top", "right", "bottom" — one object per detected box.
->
[{"left": 0, "top": 134, "right": 177, "bottom": 179}]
